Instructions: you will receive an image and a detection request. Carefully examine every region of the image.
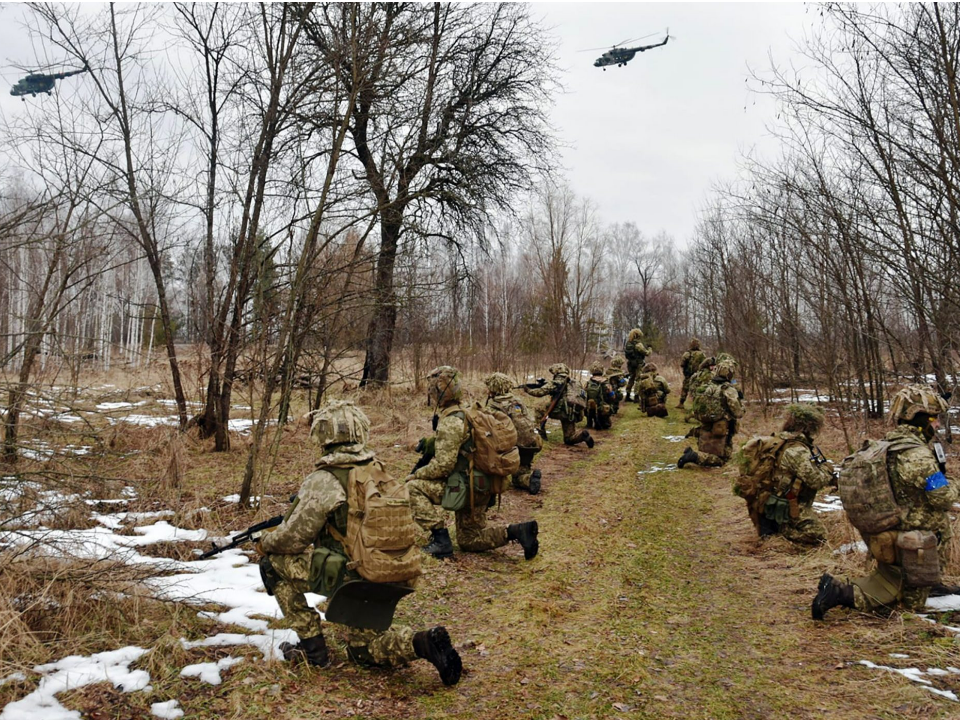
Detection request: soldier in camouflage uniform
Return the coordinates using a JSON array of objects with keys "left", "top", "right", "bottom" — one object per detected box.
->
[
  {"left": 638, "top": 362, "right": 670, "bottom": 418},
  {"left": 678, "top": 338, "right": 707, "bottom": 408},
  {"left": 623, "top": 328, "right": 650, "bottom": 402},
  {"left": 585, "top": 361, "right": 614, "bottom": 430},
  {"left": 678, "top": 359, "right": 744, "bottom": 468},
  {"left": 684, "top": 355, "right": 716, "bottom": 423},
  {"left": 814, "top": 385, "right": 958, "bottom": 619},
  {"left": 523, "top": 363, "right": 594, "bottom": 448},
  {"left": 605, "top": 356, "right": 626, "bottom": 414},
  {"left": 484, "top": 372, "right": 543, "bottom": 495},
  {"left": 753, "top": 404, "right": 833, "bottom": 545},
  {"left": 406, "top": 366, "right": 539, "bottom": 560},
  {"left": 258, "top": 400, "right": 462, "bottom": 685}
]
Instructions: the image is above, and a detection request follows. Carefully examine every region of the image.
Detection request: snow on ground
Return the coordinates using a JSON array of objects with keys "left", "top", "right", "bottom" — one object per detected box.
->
[
  {"left": 925, "top": 594, "right": 960, "bottom": 613},
  {"left": 858, "top": 660, "right": 959, "bottom": 702},
  {"left": 661, "top": 435, "right": 687, "bottom": 443},
  {"left": 0, "top": 646, "right": 151, "bottom": 720},
  {"left": 0, "top": 492, "right": 313, "bottom": 716},
  {"left": 834, "top": 541, "right": 867, "bottom": 555},
  {"left": 179, "top": 657, "right": 244, "bottom": 686},
  {"left": 150, "top": 699, "right": 184, "bottom": 719},
  {"left": 637, "top": 462, "right": 679, "bottom": 476},
  {"left": 814, "top": 495, "right": 843, "bottom": 513}
]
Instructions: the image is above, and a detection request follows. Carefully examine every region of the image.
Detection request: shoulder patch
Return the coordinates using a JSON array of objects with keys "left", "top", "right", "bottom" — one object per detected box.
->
[{"left": 925, "top": 471, "right": 949, "bottom": 492}]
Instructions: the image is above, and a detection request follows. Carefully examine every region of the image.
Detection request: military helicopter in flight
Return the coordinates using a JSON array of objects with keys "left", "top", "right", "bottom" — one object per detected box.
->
[
  {"left": 588, "top": 31, "right": 671, "bottom": 70},
  {"left": 10, "top": 64, "right": 88, "bottom": 99}
]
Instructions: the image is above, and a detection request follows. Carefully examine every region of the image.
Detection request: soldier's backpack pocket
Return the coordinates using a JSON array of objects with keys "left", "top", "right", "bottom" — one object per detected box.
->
[
  {"left": 309, "top": 546, "right": 348, "bottom": 596},
  {"left": 441, "top": 471, "right": 469, "bottom": 512},
  {"left": 896, "top": 530, "right": 939, "bottom": 587}
]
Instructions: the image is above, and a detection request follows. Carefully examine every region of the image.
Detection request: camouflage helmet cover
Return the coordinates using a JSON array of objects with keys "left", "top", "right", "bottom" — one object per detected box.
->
[
  {"left": 311, "top": 400, "right": 370, "bottom": 448},
  {"left": 689, "top": 337, "right": 701, "bottom": 350},
  {"left": 427, "top": 365, "right": 462, "bottom": 407},
  {"left": 548, "top": 362, "right": 571, "bottom": 377},
  {"left": 610, "top": 355, "right": 625, "bottom": 369},
  {"left": 713, "top": 360, "right": 735, "bottom": 382},
  {"left": 484, "top": 372, "right": 513, "bottom": 396},
  {"left": 889, "top": 384, "right": 949, "bottom": 424},
  {"left": 627, "top": 328, "right": 644, "bottom": 342},
  {"left": 698, "top": 355, "right": 716, "bottom": 372},
  {"left": 643, "top": 362, "right": 657, "bottom": 373},
  {"left": 589, "top": 361, "right": 605, "bottom": 376},
  {"left": 783, "top": 403, "right": 825, "bottom": 437}
]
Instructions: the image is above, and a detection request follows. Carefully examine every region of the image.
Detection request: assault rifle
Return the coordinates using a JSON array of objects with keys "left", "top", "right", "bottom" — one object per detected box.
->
[
  {"left": 515, "top": 378, "right": 546, "bottom": 390},
  {"left": 537, "top": 377, "right": 569, "bottom": 439},
  {"left": 411, "top": 436, "right": 436, "bottom": 474},
  {"left": 810, "top": 446, "right": 840, "bottom": 489},
  {"left": 198, "top": 494, "right": 296, "bottom": 559}
]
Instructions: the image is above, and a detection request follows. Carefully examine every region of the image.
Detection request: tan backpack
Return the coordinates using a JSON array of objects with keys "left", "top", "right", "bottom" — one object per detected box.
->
[
  {"left": 734, "top": 434, "right": 790, "bottom": 530},
  {"left": 838, "top": 439, "right": 905, "bottom": 535},
  {"left": 331, "top": 461, "right": 422, "bottom": 584},
  {"left": 463, "top": 402, "right": 521, "bottom": 479}
]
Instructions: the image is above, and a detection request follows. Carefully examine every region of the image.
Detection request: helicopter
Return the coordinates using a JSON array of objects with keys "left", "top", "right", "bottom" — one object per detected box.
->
[
  {"left": 10, "top": 64, "right": 88, "bottom": 99},
  {"left": 588, "top": 31, "right": 670, "bottom": 70}
]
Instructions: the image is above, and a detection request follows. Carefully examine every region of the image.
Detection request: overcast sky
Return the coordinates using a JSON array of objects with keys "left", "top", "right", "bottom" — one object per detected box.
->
[{"left": 0, "top": 3, "right": 817, "bottom": 246}]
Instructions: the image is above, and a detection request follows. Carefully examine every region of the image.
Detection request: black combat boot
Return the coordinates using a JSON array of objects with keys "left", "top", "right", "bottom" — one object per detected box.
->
[
  {"left": 507, "top": 521, "right": 539, "bottom": 560},
  {"left": 811, "top": 573, "right": 856, "bottom": 620},
  {"left": 280, "top": 633, "right": 330, "bottom": 667},
  {"left": 930, "top": 583, "right": 960, "bottom": 597},
  {"left": 677, "top": 446, "right": 699, "bottom": 469},
  {"left": 528, "top": 469, "right": 542, "bottom": 495},
  {"left": 583, "top": 431, "right": 595, "bottom": 449},
  {"left": 422, "top": 528, "right": 454, "bottom": 560},
  {"left": 413, "top": 626, "right": 462, "bottom": 686}
]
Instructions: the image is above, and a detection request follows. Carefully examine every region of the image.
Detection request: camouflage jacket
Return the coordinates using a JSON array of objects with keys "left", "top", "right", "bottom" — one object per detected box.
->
[
  {"left": 410, "top": 404, "right": 469, "bottom": 483},
  {"left": 260, "top": 446, "right": 376, "bottom": 555},
  {"left": 681, "top": 349, "right": 706, "bottom": 377},
  {"left": 487, "top": 393, "right": 541, "bottom": 449},
  {"left": 524, "top": 375, "right": 583, "bottom": 421},
  {"left": 771, "top": 432, "right": 832, "bottom": 504},
  {"left": 886, "top": 425, "right": 957, "bottom": 534},
  {"left": 624, "top": 339, "right": 650, "bottom": 364}
]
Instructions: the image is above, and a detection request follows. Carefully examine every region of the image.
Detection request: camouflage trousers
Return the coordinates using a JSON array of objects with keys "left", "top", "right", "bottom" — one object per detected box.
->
[
  {"left": 407, "top": 477, "right": 447, "bottom": 532},
  {"left": 848, "top": 540, "right": 949, "bottom": 613},
  {"left": 513, "top": 447, "right": 540, "bottom": 490},
  {"left": 624, "top": 362, "right": 641, "bottom": 400},
  {"left": 693, "top": 421, "right": 733, "bottom": 467},
  {"left": 777, "top": 505, "right": 826, "bottom": 545},
  {"left": 406, "top": 478, "right": 510, "bottom": 552},
  {"left": 679, "top": 375, "right": 693, "bottom": 405},
  {"left": 266, "top": 551, "right": 417, "bottom": 667},
  {"left": 561, "top": 420, "right": 590, "bottom": 446}
]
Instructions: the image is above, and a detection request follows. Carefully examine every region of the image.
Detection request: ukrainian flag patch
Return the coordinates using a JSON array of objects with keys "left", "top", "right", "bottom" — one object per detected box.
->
[{"left": 925, "top": 471, "right": 949, "bottom": 491}]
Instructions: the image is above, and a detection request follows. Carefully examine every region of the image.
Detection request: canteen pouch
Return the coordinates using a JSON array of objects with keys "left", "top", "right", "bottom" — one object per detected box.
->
[
  {"left": 896, "top": 530, "right": 940, "bottom": 588},
  {"left": 866, "top": 531, "right": 898, "bottom": 566},
  {"left": 441, "top": 471, "right": 469, "bottom": 512}
]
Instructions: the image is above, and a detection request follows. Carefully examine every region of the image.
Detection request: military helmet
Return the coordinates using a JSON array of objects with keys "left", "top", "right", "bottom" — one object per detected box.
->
[
  {"left": 889, "top": 384, "right": 949, "bottom": 424},
  {"left": 589, "top": 361, "right": 605, "bottom": 376},
  {"left": 689, "top": 338, "right": 701, "bottom": 350},
  {"left": 311, "top": 400, "right": 370, "bottom": 449},
  {"left": 548, "top": 362, "right": 570, "bottom": 377},
  {"left": 783, "top": 403, "right": 825, "bottom": 437},
  {"left": 627, "top": 328, "right": 644, "bottom": 342},
  {"left": 427, "top": 365, "right": 462, "bottom": 407},
  {"left": 716, "top": 352, "right": 738, "bottom": 367},
  {"left": 484, "top": 372, "right": 513, "bottom": 396},
  {"left": 713, "top": 360, "right": 735, "bottom": 382},
  {"left": 643, "top": 362, "right": 657, "bottom": 373},
  {"left": 698, "top": 356, "right": 716, "bottom": 372},
  {"left": 610, "top": 355, "right": 624, "bottom": 369}
]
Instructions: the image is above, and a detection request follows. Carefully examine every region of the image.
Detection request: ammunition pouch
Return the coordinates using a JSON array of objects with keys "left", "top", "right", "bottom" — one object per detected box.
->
[
  {"left": 897, "top": 530, "right": 940, "bottom": 588},
  {"left": 763, "top": 495, "right": 791, "bottom": 525},
  {"left": 309, "top": 546, "right": 348, "bottom": 596},
  {"left": 441, "top": 470, "right": 469, "bottom": 512},
  {"left": 866, "top": 531, "right": 898, "bottom": 565}
]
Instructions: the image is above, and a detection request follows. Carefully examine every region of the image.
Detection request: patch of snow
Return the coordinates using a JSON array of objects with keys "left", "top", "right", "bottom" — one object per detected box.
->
[
  {"left": 661, "top": 435, "right": 687, "bottom": 443},
  {"left": 179, "top": 656, "right": 243, "bottom": 686},
  {"left": 834, "top": 541, "right": 867, "bottom": 555},
  {"left": 221, "top": 494, "right": 262, "bottom": 504},
  {"left": 0, "top": 521, "right": 206, "bottom": 562},
  {"left": 814, "top": 495, "right": 843, "bottom": 513},
  {"left": 91, "top": 511, "right": 175, "bottom": 530},
  {"left": 0, "top": 646, "right": 150, "bottom": 720},
  {"left": 926, "top": 594, "right": 960, "bottom": 612},
  {"left": 859, "top": 659, "right": 960, "bottom": 701},
  {"left": 890, "top": 653, "right": 910, "bottom": 659},
  {"left": 96, "top": 401, "right": 147, "bottom": 411},
  {"left": 637, "top": 463, "right": 679, "bottom": 476},
  {"left": 109, "top": 414, "right": 179, "bottom": 428},
  {"left": 150, "top": 700, "right": 184, "bottom": 719},
  {"left": 0, "top": 673, "right": 26, "bottom": 687}
]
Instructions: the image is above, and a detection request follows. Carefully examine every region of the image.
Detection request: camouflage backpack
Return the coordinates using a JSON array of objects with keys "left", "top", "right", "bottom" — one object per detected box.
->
[
  {"left": 329, "top": 461, "right": 422, "bottom": 584},
  {"left": 586, "top": 378, "right": 612, "bottom": 413},
  {"left": 500, "top": 400, "right": 542, "bottom": 451},
  {"left": 837, "top": 439, "right": 906, "bottom": 535},
  {"left": 682, "top": 349, "right": 706, "bottom": 376},
  {"left": 463, "top": 402, "right": 521, "bottom": 480},
  {"left": 624, "top": 339, "right": 648, "bottom": 363},
  {"left": 734, "top": 435, "right": 791, "bottom": 530},
  {"left": 694, "top": 382, "right": 727, "bottom": 423}
]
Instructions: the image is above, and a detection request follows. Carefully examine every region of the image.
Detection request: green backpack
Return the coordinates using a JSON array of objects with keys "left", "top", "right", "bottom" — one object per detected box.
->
[{"left": 694, "top": 382, "right": 727, "bottom": 423}]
